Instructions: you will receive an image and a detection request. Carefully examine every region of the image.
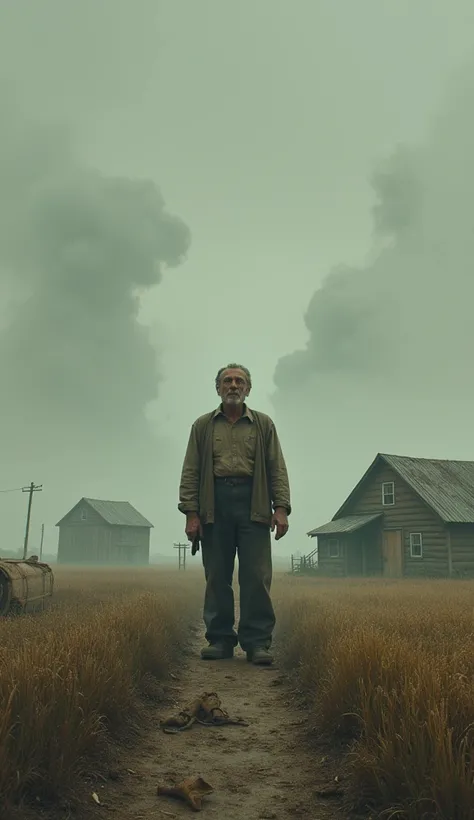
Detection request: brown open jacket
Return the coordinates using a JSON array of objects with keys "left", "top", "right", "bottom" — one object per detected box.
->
[{"left": 178, "top": 408, "right": 291, "bottom": 527}]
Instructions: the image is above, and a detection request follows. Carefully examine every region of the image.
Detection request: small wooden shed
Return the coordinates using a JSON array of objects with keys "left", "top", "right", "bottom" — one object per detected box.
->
[{"left": 56, "top": 498, "right": 153, "bottom": 565}]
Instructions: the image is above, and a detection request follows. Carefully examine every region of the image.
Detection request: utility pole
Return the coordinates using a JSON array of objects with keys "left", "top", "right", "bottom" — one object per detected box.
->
[
  {"left": 174, "top": 541, "right": 189, "bottom": 571},
  {"left": 22, "top": 483, "right": 42, "bottom": 559},
  {"left": 39, "top": 523, "right": 45, "bottom": 561}
]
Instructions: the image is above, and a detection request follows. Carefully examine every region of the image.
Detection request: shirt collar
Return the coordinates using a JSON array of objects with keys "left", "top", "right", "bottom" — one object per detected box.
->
[{"left": 213, "top": 403, "right": 254, "bottom": 422}]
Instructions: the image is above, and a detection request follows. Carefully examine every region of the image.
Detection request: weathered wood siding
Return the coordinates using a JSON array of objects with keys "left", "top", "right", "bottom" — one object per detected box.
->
[
  {"left": 340, "top": 462, "right": 449, "bottom": 577},
  {"left": 110, "top": 526, "right": 150, "bottom": 565},
  {"left": 317, "top": 536, "right": 347, "bottom": 577},
  {"left": 57, "top": 523, "right": 114, "bottom": 564},
  {"left": 57, "top": 525, "right": 150, "bottom": 564},
  {"left": 57, "top": 525, "right": 74, "bottom": 563},
  {"left": 317, "top": 521, "right": 383, "bottom": 577},
  {"left": 449, "top": 524, "right": 474, "bottom": 576}
]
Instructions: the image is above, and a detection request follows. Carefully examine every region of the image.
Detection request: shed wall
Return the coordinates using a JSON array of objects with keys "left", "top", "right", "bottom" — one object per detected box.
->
[
  {"left": 110, "top": 526, "right": 150, "bottom": 565},
  {"left": 57, "top": 522, "right": 150, "bottom": 565},
  {"left": 57, "top": 523, "right": 113, "bottom": 564}
]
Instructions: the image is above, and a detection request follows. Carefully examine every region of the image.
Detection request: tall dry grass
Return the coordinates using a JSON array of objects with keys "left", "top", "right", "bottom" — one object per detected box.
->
[
  {"left": 0, "top": 566, "right": 202, "bottom": 812},
  {"left": 276, "top": 577, "right": 474, "bottom": 819}
]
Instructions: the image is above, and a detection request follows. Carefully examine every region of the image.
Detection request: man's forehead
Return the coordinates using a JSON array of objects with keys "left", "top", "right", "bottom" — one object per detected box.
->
[{"left": 221, "top": 368, "right": 247, "bottom": 380}]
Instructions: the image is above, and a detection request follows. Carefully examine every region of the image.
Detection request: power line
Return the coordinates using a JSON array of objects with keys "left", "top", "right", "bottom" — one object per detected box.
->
[{"left": 0, "top": 487, "right": 24, "bottom": 494}]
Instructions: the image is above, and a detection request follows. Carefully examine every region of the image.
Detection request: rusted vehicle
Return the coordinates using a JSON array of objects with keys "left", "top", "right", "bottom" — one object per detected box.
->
[{"left": 0, "top": 557, "right": 54, "bottom": 616}]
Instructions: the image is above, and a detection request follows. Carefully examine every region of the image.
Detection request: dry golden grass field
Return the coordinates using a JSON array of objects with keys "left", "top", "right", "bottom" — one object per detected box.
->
[
  {"left": 1, "top": 569, "right": 474, "bottom": 819},
  {"left": 276, "top": 576, "right": 474, "bottom": 819},
  {"left": 0, "top": 566, "right": 204, "bottom": 818}
]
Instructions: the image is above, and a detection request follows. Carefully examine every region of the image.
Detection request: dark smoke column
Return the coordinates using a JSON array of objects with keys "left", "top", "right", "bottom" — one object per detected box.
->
[{"left": 0, "top": 103, "right": 191, "bottom": 501}]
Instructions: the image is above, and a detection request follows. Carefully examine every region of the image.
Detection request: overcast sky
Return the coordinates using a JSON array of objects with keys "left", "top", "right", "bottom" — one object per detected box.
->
[{"left": 1, "top": 0, "right": 474, "bottom": 559}]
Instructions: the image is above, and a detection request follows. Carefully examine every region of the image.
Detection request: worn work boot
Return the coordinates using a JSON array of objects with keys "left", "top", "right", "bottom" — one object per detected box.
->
[
  {"left": 246, "top": 646, "right": 274, "bottom": 666},
  {"left": 200, "top": 642, "right": 234, "bottom": 661}
]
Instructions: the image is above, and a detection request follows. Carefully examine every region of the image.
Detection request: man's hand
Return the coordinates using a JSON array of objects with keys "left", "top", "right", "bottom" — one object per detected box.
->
[
  {"left": 185, "top": 512, "right": 203, "bottom": 542},
  {"left": 271, "top": 507, "right": 289, "bottom": 540}
]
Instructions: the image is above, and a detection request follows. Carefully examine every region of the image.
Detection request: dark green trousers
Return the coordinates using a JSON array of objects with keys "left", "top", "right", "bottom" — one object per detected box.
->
[{"left": 201, "top": 477, "right": 275, "bottom": 651}]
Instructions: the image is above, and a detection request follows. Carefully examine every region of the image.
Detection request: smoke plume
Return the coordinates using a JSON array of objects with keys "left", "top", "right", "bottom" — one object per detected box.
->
[
  {"left": 0, "top": 99, "right": 190, "bottom": 520},
  {"left": 273, "top": 58, "right": 474, "bottom": 532}
]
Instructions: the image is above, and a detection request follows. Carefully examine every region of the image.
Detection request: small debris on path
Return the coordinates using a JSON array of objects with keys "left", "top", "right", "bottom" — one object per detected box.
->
[
  {"left": 160, "top": 691, "right": 248, "bottom": 733},
  {"left": 157, "top": 775, "right": 214, "bottom": 811}
]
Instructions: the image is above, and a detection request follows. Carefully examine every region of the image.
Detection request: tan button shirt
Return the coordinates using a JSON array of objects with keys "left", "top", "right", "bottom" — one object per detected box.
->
[
  {"left": 178, "top": 405, "right": 291, "bottom": 523},
  {"left": 212, "top": 406, "right": 256, "bottom": 477}
]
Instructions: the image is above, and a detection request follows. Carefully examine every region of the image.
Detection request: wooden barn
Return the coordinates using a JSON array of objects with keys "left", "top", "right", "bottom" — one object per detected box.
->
[
  {"left": 56, "top": 498, "right": 153, "bottom": 565},
  {"left": 307, "top": 453, "right": 474, "bottom": 579}
]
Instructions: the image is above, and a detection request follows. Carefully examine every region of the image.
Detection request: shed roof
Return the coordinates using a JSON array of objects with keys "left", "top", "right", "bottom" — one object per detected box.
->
[
  {"left": 307, "top": 513, "right": 382, "bottom": 537},
  {"left": 335, "top": 453, "right": 474, "bottom": 524},
  {"left": 56, "top": 498, "right": 154, "bottom": 528}
]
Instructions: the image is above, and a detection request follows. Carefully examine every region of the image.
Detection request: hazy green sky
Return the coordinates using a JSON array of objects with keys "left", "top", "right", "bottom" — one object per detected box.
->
[{"left": 1, "top": 1, "right": 474, "bottom": 556}]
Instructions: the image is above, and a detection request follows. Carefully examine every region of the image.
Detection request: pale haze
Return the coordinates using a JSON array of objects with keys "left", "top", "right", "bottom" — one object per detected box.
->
[{"left": 1, "top": 0, "right": 474, "bottom": 562}]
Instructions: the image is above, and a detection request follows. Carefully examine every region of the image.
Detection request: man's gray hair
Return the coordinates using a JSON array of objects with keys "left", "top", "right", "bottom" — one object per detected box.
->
[{"left": 215, "top": 363, "right": 252, "bottom": 389}]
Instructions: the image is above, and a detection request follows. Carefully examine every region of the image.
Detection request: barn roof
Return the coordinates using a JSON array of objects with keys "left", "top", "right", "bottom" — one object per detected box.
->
[
  {"left": 307, "top": 513, "right": 382, "bottom": 537},
  {"left": 56, "top": 498, "right": 154, "bottom": 528},
  {"left": 335, "top": 453, "right": 474, "bottom": 524}
]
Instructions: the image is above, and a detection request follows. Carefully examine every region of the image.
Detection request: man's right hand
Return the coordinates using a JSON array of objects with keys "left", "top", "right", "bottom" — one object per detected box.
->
[{"left": 185, "top": 512, "right": 202, "bottom": 542}]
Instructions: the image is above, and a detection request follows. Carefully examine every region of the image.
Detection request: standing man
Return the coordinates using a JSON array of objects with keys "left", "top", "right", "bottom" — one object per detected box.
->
[{"left": 178, "top": 363, "right": 291, "bottom": 666}]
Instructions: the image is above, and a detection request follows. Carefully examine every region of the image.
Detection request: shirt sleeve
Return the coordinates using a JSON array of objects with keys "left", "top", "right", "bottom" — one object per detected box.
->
[
  {"left": 178, "top": 423, "right": 200, "bottom": 514},
  {"left": 266, "top": 423, "right": 291, "bottom": 515}
]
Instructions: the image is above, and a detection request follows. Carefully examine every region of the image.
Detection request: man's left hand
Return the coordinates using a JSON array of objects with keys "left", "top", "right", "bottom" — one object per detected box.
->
[{"left": 271, "top": 507, "right": 289, "bottom": 540}]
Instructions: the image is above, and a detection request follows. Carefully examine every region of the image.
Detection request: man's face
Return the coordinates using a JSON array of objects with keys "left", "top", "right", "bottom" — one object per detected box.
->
[{"left": 217, "top": 368, "right": 251, "bottom": 406}]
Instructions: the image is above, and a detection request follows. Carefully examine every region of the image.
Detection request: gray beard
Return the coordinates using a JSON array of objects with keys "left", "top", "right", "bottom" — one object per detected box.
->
[{"left": 223, "top": 394, "right": 244, "bottom": 405}]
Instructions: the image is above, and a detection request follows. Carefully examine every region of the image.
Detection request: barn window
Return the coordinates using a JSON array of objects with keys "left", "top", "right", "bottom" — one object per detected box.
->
[
  {"left": 328, "top": 538, "right": 340, "bottom": 558},
  {"left": 409, "top": 533, "right": 423, "bottom": 558},
  {"left": 382, "top": 482, "right": 395, "bottom": 506},
  {"left": 80, "top": 509, "right": 87, "bottom": 521}
]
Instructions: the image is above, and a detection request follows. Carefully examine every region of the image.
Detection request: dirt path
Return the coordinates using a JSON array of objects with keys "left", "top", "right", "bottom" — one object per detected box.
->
[{"left": 86, "top": 625, "right": 344, "bottom": 820}]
